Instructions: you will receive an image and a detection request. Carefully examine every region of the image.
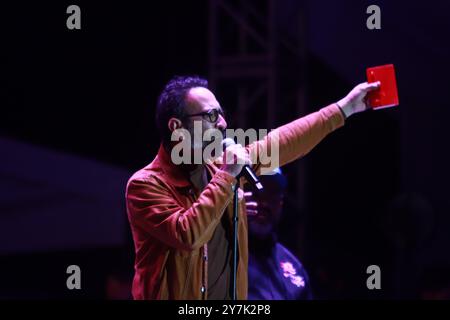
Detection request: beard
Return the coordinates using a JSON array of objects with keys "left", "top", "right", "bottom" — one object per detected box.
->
[{"left": 186, "top": 124, "right": 225, "bottom": 163}]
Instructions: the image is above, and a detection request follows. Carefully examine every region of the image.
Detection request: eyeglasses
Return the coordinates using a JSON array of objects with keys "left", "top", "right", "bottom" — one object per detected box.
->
[{"left": 184, "top": 108, "right": 225, "bottom": 123}]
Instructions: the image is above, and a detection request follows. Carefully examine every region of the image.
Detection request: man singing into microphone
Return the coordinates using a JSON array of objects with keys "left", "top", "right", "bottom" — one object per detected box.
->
[{"left": 125, "top": 75, "right": 380, "bottom": 300}]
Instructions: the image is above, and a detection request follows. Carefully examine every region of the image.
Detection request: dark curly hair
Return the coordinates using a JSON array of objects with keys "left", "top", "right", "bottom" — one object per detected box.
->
[{"left": 156, "top": 75, "right": 208, "bottom": 146}]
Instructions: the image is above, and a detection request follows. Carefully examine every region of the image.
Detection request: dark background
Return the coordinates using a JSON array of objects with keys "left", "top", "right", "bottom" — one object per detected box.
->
[{"left": 1, "top": 0, "right": 449, "bottom": 299}]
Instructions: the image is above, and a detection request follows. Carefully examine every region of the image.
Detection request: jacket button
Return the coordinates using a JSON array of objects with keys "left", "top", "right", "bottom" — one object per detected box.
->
[{"left": 201, "top": 286, "right": 205, "bottom": 293}]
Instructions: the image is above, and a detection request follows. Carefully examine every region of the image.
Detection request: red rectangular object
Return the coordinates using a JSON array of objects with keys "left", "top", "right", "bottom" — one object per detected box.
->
[{"left": 366, "top": 64, "right": 399, "bottom": 109}]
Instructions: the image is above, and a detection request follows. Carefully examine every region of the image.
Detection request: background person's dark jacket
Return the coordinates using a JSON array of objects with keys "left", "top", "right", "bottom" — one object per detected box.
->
[{"left": 248, "top": 242, "right": 313, "bottom": 300}]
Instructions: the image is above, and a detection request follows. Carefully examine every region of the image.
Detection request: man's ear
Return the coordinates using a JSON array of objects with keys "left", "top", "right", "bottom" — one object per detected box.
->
[{"left": 168, "top": 118, "right": 183, "bottom": 132}]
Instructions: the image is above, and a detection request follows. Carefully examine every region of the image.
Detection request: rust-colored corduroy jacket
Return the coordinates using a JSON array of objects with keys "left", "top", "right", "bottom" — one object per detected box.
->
[{"left": 125, "top": 103, "right": 344, "bottom": 300}]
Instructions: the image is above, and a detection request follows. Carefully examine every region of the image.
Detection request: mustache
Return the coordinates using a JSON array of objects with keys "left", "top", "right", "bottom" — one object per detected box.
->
[{"left": 208, "top": 130, "right": 226, "bottom": 141}]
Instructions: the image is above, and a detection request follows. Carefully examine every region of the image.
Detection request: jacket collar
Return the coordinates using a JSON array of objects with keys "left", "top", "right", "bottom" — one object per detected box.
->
[{"left": 155, "top": 144, "right": 219, "bottom": 189}]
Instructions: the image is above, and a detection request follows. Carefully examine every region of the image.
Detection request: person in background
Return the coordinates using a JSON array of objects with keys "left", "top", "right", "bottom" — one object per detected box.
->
[{"left": 245, "top": 168, "right": 313, "bottom": 300}]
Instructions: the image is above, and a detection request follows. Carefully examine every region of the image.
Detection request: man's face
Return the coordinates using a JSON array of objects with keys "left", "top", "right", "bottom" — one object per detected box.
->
[{"left": 184, "top": 87, "right": 227, "bottom": 151}]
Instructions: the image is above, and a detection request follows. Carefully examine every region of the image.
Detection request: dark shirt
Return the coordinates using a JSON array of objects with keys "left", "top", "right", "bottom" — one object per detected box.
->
[
  {"left": 190, "top": 166, "right": 232, "bottom": 300},
  {"left": 207, "top": 218, "right": 232, "bottom": 299},
  {"left": 248, "top": 242, "right": 313, "bottom": 300}
]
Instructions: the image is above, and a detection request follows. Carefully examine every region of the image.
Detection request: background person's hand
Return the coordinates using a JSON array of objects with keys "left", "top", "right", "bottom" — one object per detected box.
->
[
  {"left": 337, "top": 81, "right": 381, "bottom": 118},
  {"left": 244, "top": 191, "right": 258, "bottom": 216}
]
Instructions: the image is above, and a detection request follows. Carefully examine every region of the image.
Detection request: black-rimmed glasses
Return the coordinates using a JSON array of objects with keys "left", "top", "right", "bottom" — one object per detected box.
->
[{"left": 184, "top": 109, "right": 225, "bottom": 123}]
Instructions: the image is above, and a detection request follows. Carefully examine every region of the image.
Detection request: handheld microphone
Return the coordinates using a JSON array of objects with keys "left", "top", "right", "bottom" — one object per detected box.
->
[{"left": 222, "top": 138, "right": 263, "bottom": 191}]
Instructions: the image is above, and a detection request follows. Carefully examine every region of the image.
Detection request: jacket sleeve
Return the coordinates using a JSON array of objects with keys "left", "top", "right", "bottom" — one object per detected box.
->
[
  {"left": 126, "top": 170, "right": 236, "bottom": 251},
  {"left": 247, "top": 103, "right": 345, "bottom": 174}
]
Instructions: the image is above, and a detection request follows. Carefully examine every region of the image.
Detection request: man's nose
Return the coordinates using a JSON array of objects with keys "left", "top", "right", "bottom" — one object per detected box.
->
[{"left": 216, "top": 114, "right": 227, "bottom": 131}]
